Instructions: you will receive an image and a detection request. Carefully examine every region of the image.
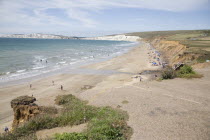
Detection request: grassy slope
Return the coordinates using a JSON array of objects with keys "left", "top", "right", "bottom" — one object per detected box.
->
[{"left": 0, "top": 94, "right": 132, "bottom": 140}]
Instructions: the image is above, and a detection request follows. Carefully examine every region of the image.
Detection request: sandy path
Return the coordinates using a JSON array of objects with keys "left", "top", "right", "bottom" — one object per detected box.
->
[{"left": 77, "top": 67, "right": 210, "bottom": 140}]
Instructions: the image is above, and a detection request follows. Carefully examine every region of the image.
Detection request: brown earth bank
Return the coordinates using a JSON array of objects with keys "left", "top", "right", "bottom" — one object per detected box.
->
[
  {"left": 148, "top": 37, "right": 210, "bottom": 67},
  {"left": 0, "top": 40, "right": 210, "bottom": 140}
]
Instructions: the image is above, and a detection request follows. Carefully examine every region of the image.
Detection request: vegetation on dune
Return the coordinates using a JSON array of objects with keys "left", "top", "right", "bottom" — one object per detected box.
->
[
  {"left": 161, "top": 65, "right": 202, "bottom": 80},
  {"left": 176, "top": 65, "right": 203, "bottom": 79},
  {"left": 55, "top": 132, "right": 87, "bottom": 140},
  {"left": 54, "top": 94, "right": 132, "bottom": 140},
  {"left": 1, "top": 94, "right": 132, "bottom": 140},
  {"left": 161, "top": 66, "right": 177, "bottom": 79},
  {"left": 127, "top": 30, "right": 209, "bottom": 40}
]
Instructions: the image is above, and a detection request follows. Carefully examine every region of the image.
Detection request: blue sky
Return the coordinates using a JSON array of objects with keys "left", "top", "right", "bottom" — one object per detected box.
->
[{"left": 0, "top": 0, "right": 209, "bottom": 37}]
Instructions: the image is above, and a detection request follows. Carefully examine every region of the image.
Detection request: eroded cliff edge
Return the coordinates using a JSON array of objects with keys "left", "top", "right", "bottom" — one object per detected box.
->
[{"left": 11, "top": 96, "right": 40, "bottom": 128}]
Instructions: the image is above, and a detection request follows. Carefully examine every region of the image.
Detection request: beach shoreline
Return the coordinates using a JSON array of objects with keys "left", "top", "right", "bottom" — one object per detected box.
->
[
  {"left": 0, "top": 38, "right": 139, "bottom": 88},
  {"left": 0, "top": 40, "right": 151, "bottom": 132},
  {"left": 1, "top": 39, "right": 209, "bottom": 140}
]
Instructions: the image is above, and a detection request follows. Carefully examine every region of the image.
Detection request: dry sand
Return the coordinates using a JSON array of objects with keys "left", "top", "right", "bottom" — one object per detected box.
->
[{"left": 0, "top": 42, "right": 210, "bottom": 140}]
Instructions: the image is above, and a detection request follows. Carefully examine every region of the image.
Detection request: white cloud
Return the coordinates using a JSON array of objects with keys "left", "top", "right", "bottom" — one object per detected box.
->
[{"left": 0, "top": 0, "right": 208, "bottom": 34}]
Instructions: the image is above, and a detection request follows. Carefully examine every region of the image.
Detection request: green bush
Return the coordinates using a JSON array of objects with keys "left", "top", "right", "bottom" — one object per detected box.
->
[
  {"left": 86, "top": 107, "right": 130, "bottom": 140},
  {"left": 160, "top": 65, "right": 202, "bottom": 79},
  {"left": 55, "top": 133, "right": 87, "bottom": 140},
  {"left": 176, "top": 65, "right": 202, "bottom": 78},
  {"left": 177, "top": 65, "right": 195, "bottom": 75},
  {"left": 161, "top": 67, "right": 176, "bottom": 79}
]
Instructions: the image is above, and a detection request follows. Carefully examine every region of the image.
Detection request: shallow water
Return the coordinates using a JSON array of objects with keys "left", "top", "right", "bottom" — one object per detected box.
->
[{"left": 0, "top": 38, "right": 138, "bottom": 83}]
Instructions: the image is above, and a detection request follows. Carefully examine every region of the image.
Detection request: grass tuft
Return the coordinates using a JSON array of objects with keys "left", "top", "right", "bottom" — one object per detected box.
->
[{"left": 55, "top": 132, "right": 87, "bottom": 140}]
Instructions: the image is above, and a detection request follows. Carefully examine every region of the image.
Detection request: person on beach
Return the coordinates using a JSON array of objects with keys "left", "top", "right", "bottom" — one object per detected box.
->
[
  {"left": 52, "top": 80, "right": 54, "bottom": 85},
  {"left": 139, "top": 76, "right": 142, "bottom": 82},
  {"left": 30, "top": 84, "right": 32, "bottom": 89},
  {"left": 4, "top": 126, "right": 9, "bottom": 133},
  {"left": 61, "top": 85, "right": 63, "bottom": 90}
]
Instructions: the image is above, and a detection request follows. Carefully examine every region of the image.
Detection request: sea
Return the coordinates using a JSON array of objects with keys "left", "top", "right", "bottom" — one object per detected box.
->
[{"left": 0, "top": 38, "right": 138, "bottom": 84}]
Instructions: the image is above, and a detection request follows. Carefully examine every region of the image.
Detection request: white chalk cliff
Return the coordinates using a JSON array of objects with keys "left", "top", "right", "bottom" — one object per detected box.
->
[
  {"left": 0, "top": 33, "right": 78, "bottom": 39},
  {"left": 85, "top": 35, "right": 141, "bottom": 42}
]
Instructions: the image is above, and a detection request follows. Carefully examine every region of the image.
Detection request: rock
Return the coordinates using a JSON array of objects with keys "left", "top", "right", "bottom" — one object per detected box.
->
[
  {"left": 11, "top": 96, "right": 40, "bottom": 128},
  {"left": 172, "top": 62, "right": 185, "bottom": 70}
]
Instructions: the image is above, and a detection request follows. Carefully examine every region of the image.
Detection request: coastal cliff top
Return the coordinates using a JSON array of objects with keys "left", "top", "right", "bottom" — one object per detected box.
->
[{"left": 11, "top": 96, "right": 36, "bottom": 108}]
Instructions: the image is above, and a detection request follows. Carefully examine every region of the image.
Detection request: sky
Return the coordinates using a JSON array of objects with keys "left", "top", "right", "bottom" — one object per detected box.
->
[{"left": 0, "top": 0, "right": 210, "bottom": 37}]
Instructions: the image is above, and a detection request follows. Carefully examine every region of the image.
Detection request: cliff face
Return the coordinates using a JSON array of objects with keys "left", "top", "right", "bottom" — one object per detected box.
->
[
  {"left": 85, "top": 35, "right": 141, "bottom": 41},
  {"left": 0, "top": 33, "right": 77, "bottom": 39},
  {"left": 150, "top": 38, "right": 202, "bottom": 66},
  {"left": 11, "top": 96, "right": 40, "bottom": 128}
]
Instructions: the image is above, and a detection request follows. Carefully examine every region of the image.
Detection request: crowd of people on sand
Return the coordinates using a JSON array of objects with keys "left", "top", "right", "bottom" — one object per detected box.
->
[
  {"left": 146, "top": 43, "right": 167, "bottom": 68},
  {"left": 133, "top": 43, "right": 168, "bottom": 82}
]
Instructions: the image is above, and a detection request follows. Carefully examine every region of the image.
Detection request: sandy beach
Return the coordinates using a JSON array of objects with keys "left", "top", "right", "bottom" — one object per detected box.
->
[{"left": 0, "top": 41, "right": 210, "bottom": 139}]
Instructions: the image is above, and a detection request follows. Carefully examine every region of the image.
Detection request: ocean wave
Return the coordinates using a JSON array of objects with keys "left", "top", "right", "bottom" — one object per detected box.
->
[
  {"left": 59, "top": 61, "right": 66, "bottom": 64},
  {"left": 115, "top": 42, "right": 138, "bottom": 47},
  {"left": 6, "top": 72, "right": 10, "bottom": 75},
  {"left": 32, "top": 66, "right": 46, "bottom": 70},
  {"left": 10, "top": 73, "right": 24, "bottom": 77},
  {"left": 82, "top": 57, "right": 89, "bottom": 60},
  {"left": 17, "top": 69, "right": 26, "bottom": 73}
]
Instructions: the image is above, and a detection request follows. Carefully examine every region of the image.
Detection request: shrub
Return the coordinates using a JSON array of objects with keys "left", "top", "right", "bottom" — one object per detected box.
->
[
  {"left": 177, "top": 65, "right": 202, "bottom": 78},
  {"left": 161, "top": 67, "right": 176, "bottom": 79},
  {"left": 177, "top": 65, "right": 195, "bottom": 75},
  {"left": 55, "top": 133, "right": 87, "bottom": 140},
  {"left": 39, "top": 106, "right": 58, "bottom": 114}
]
